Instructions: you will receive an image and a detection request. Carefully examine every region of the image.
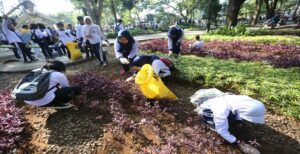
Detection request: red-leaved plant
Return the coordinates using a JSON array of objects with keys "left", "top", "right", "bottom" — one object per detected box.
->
[
  {"left": 140, "top": 39, "right": 300, "bottom": 68},
  {"left": 0, "top": 90, "right": 26, "bottom": 153}
]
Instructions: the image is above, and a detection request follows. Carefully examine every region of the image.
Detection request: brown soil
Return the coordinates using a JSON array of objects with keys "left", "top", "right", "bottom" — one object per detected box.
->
[{"left": 1, "top": 51, "right": 300, "bottom": 154}]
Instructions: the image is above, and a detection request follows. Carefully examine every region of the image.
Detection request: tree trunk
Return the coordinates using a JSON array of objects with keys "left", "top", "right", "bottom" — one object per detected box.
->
[
  {"left": 97, "top": 0, "right": 104, "bottom": 27},
  {"left": 83, "top": 0, "right": 96, "bottom": 20},
  {"left": 292, "top": 0, "right": 300, "bottom": 20},
  {"left": 226, "top": 0, "right": 246, "bottom": 28},
  {"left": 264, "top": 0, "right": 279, "bottom": 19},
  {"left": 110, "top": 0, "right": 118, "bottom": 23},
  {"left": 251, "top": 0, "right": 263, "bottom": 25}
]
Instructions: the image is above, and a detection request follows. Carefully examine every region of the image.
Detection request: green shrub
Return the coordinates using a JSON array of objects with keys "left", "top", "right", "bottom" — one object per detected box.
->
[
  {"left": 246, "top": 28, "right": 300, "bottom": 36},
  {"left": 209, "top": 24, "right": 248, "bottom": 36},
  {"left": 107, "top": 32, "right": 116, "bottom": 39}
]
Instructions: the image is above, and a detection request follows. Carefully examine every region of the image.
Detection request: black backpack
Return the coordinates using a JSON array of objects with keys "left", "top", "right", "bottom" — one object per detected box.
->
[
  {"left": 11, "top": 69, "right": 57, "bottom": 101},
  {"left": 31, "top": 30, "right": 40, "bottom": 43}
]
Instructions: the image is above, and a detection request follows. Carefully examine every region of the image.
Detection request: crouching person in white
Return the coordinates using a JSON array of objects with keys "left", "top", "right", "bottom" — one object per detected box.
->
[
  {"left": 13, "top": 60, "right": 81, "bottom": 109},
  {"left": 197, "top": 93, "right": 265, "bottom": 154}
]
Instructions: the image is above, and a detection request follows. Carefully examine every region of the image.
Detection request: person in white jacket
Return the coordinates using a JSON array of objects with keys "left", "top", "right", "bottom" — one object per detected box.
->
[
  {"left": 114, "top": 30, "right": 139, "bottom": 75},
  {"left": 167, "top": 25, "right": 184, "bottom": 58},
  {"left": 82, "top": 16, "right": 109, "bottom": 66},
  {"left": 197, "top": 93, "right": 265, "bottom": 153},
  {"left": 2, "top": 15, "right": 34, "bottom": 62}
]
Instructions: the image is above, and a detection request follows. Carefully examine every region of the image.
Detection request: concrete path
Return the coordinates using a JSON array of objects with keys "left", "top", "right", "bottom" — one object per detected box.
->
[{"left": 0, "top": 30, "right": 205, "bottom": 73}]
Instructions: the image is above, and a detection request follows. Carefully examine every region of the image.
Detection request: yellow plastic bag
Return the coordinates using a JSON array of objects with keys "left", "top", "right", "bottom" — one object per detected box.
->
[
  {"left": 135, "top": 64, "right": 177, "bottom": 100},
  {"left": 66, "top": 42, "right": 82, "bottom": 60}
]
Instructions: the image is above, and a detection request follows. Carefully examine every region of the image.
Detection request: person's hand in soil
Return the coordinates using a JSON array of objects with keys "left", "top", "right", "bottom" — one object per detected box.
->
[{"left": 238, "top": 141, "right": 260, "bottom": 154}]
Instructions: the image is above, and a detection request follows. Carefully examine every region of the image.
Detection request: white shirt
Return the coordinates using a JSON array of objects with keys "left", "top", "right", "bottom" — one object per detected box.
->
[
  {"left": 152, "top": 60, "right": 171, "bottom": 78},
  {"left": 114, "top": 38, "right": 139, "bottom": 59},
  {"left": 31, "top": 29, "right": 47, "bottom": 39},
  {"left": 1, "top": 19, "right": 22, "bottom": 44},
  {"left": 75, "top": 24, "right": 84, "bottom": 39},
  {"left": 192, "top": 41, "right": 204, "bottom": 49},
  {"left": 25, "top": 70, "right": 69, "bottom": 106},
  {"left": 200, "top": 95, "right": 265, "bottom": 143},
  {"left": 82, "top": 24, "right": 106, "bottom": 44},
  {"left": 114, "top": 23, "right": 125, "bottom": 31},
  {"left": 56, "top": 30, "right": 76, "bottom": 45}
]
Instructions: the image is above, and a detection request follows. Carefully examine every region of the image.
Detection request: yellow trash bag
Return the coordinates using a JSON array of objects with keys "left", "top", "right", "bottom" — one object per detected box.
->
[
  {"left": 135, "top": 64, "right": 177, "bottom": 100},
  {"left": 66, "top": 42, "right": 82, "bottom": 60}
]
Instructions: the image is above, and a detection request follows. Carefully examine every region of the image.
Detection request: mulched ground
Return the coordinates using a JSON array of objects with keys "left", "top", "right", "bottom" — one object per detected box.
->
[{"left": 0, "top": 50, "right": 299, "bottom": 154}]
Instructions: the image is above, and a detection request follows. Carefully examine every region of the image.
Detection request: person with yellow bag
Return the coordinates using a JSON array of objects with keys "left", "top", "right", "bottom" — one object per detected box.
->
[
  {"left": 134, "top": 63, "right": 177, "bottom": 100},
  {"left": 56, "top": 22, "right": 82, "bottom": 60}
]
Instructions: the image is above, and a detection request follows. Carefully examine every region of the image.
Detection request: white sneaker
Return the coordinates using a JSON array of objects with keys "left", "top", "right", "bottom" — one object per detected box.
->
[
  {"left": 51, "top": 103, "right": 73, "bottom": 109},
  {"left": 102, "top": 62, "right": 108, "bottom": 67}
]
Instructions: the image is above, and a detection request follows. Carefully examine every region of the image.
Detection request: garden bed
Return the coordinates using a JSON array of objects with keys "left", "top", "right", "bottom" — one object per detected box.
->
[
  {"left": 140, "top": 39, "right": 300, "bottom": 68},
  {"left": 0, "top": 57, "right": 299, "bottom": 153}
]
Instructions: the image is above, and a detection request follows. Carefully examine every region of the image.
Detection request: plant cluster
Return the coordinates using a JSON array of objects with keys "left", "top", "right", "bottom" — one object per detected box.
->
[
  {"left": 161, "top": 54, "right": 300, "bottom": 119},
  {"left": 208, "top": 24, "right": 248, "bottom": 36},
  {"left": 0, "top": 90, "right": 26, "bottom": 153},
  {"left": 69, "top": 72, "right": 237, "bottom": 153},
  {"left": 140, "top": 39, "right": 300, "bottom": 68}
]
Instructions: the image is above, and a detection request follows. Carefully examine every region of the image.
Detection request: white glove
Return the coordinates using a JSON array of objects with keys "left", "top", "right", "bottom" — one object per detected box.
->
[{"left": 120, "top": 58, "right": 130, "bottom": 64}]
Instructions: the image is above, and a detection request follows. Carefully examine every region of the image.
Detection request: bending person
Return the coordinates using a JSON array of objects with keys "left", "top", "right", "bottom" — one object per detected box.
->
[
  {"left": 114, "top": 30, "right": 139, "bottom": 75},
  {"left": 197, "top": 93, "right": 266, "bottom": 153},
  {"left": 24, "top": 60, "right": 81, "bottom": 109}
]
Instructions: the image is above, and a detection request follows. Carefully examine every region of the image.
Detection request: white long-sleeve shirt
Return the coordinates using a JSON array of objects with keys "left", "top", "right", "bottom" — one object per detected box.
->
[
  {"left": 114, "top": 38, "right": 139, "bottom": 59},
  {"left": 56, "top": 30, "right": 76, "bottom": 45},
  {"left": 200, "top": 95, "right": 266, "bottom": 143},
  {"left": 1, "top": 18, "right": 22, "bottom": 44},
  {"left": 31, "top": 29, "right": 47, "bottom": 39},
  {"left": 25, "top": 70, "right": 69, "bottom": 106},
  {"left": 167, "top": 26, "right": 184, "bottom": 49},
  {"left": 82, "top": 24, "right": 106, "bottom": 44},
  {"left": 75, "top": 24, "right": 83, "bottom": 39}
]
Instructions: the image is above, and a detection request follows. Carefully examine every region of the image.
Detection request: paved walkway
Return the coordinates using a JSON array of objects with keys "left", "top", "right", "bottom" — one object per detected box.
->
[{"left": 0, "top": 31, "right": 205, "bottom": 73}]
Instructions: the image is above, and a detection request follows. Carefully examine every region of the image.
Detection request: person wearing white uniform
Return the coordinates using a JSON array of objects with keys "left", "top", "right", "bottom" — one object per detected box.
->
[
  {"left": 114, "top": 19, "right": 125, "bottom": 35},
  {"left": 2, "top": 15, "right": 34, "bottom": 62},
  {"left": 82, "top": 16, "right": 109, "bottom": 66},
  {"left": 24, "top": 60, "right": 81, "bottom": 109},
  {"left": 167, "top": 25, "right": 184, "bottom": 58},
  {"left": 189, "top": 35, "right": 204, "bottom": 50},
  {"left": 114, "top": 30, "right": 139, "bottom": 75},
  {"left": 197, "top": 93, "right": 265, "bottom": 153},
  {"left": 30, "top": 23, "right": 53, "bottom": 59},
  {"left": 56, "top": 22, "right": 76, "bottom": 58}
]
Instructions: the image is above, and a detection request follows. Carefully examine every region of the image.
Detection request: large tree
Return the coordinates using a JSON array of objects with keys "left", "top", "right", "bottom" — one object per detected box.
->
[
  {"left": 158, "top": 0, "right": 201, "bottom": 22},
  {"left": 70, "top": 0, "right": 104, "bottom": 26},
  {"left": 263, "top": 0, "right": 279, "bottom": 19},
  {"left": 226, "top": 0, "right": 246, "bottom": 27}
]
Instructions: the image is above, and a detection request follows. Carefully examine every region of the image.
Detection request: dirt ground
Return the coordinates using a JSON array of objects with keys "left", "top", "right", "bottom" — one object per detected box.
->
[{"left": 1, "top": 50, "right": 300, "bottom": 154}]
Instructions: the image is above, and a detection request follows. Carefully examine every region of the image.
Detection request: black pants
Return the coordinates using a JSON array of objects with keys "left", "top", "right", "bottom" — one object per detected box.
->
[
  {"left": 91, "top": 42, "right": 107, "bottom": 63},
  {"left": 44, "top": 86, "right": 81, "bottom": 107},
  {"left": 37, "top": 41, "right": 53, "bottom": 58},
  {"left": 201, "top": 109, "right": 237, "bottom": 130},
  {"left": 11, "top": 42, "right": 33, "bottom": 62},
  {"left": 171, "top": 41, "right": 181, "bottom": 55}
]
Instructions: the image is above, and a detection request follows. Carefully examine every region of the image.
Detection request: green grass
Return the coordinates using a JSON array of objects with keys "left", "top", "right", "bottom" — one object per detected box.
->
[
  {"left": 186, "top": 35, "right": 300, "bottom": 46},
  {"left": 154, "top": 53, "right": 300, "bottom": 119}
]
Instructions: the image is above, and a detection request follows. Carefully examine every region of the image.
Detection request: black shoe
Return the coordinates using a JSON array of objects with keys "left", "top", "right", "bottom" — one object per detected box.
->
[{"left": 51, "top": 103, "right": 73, "bottom": 109}]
